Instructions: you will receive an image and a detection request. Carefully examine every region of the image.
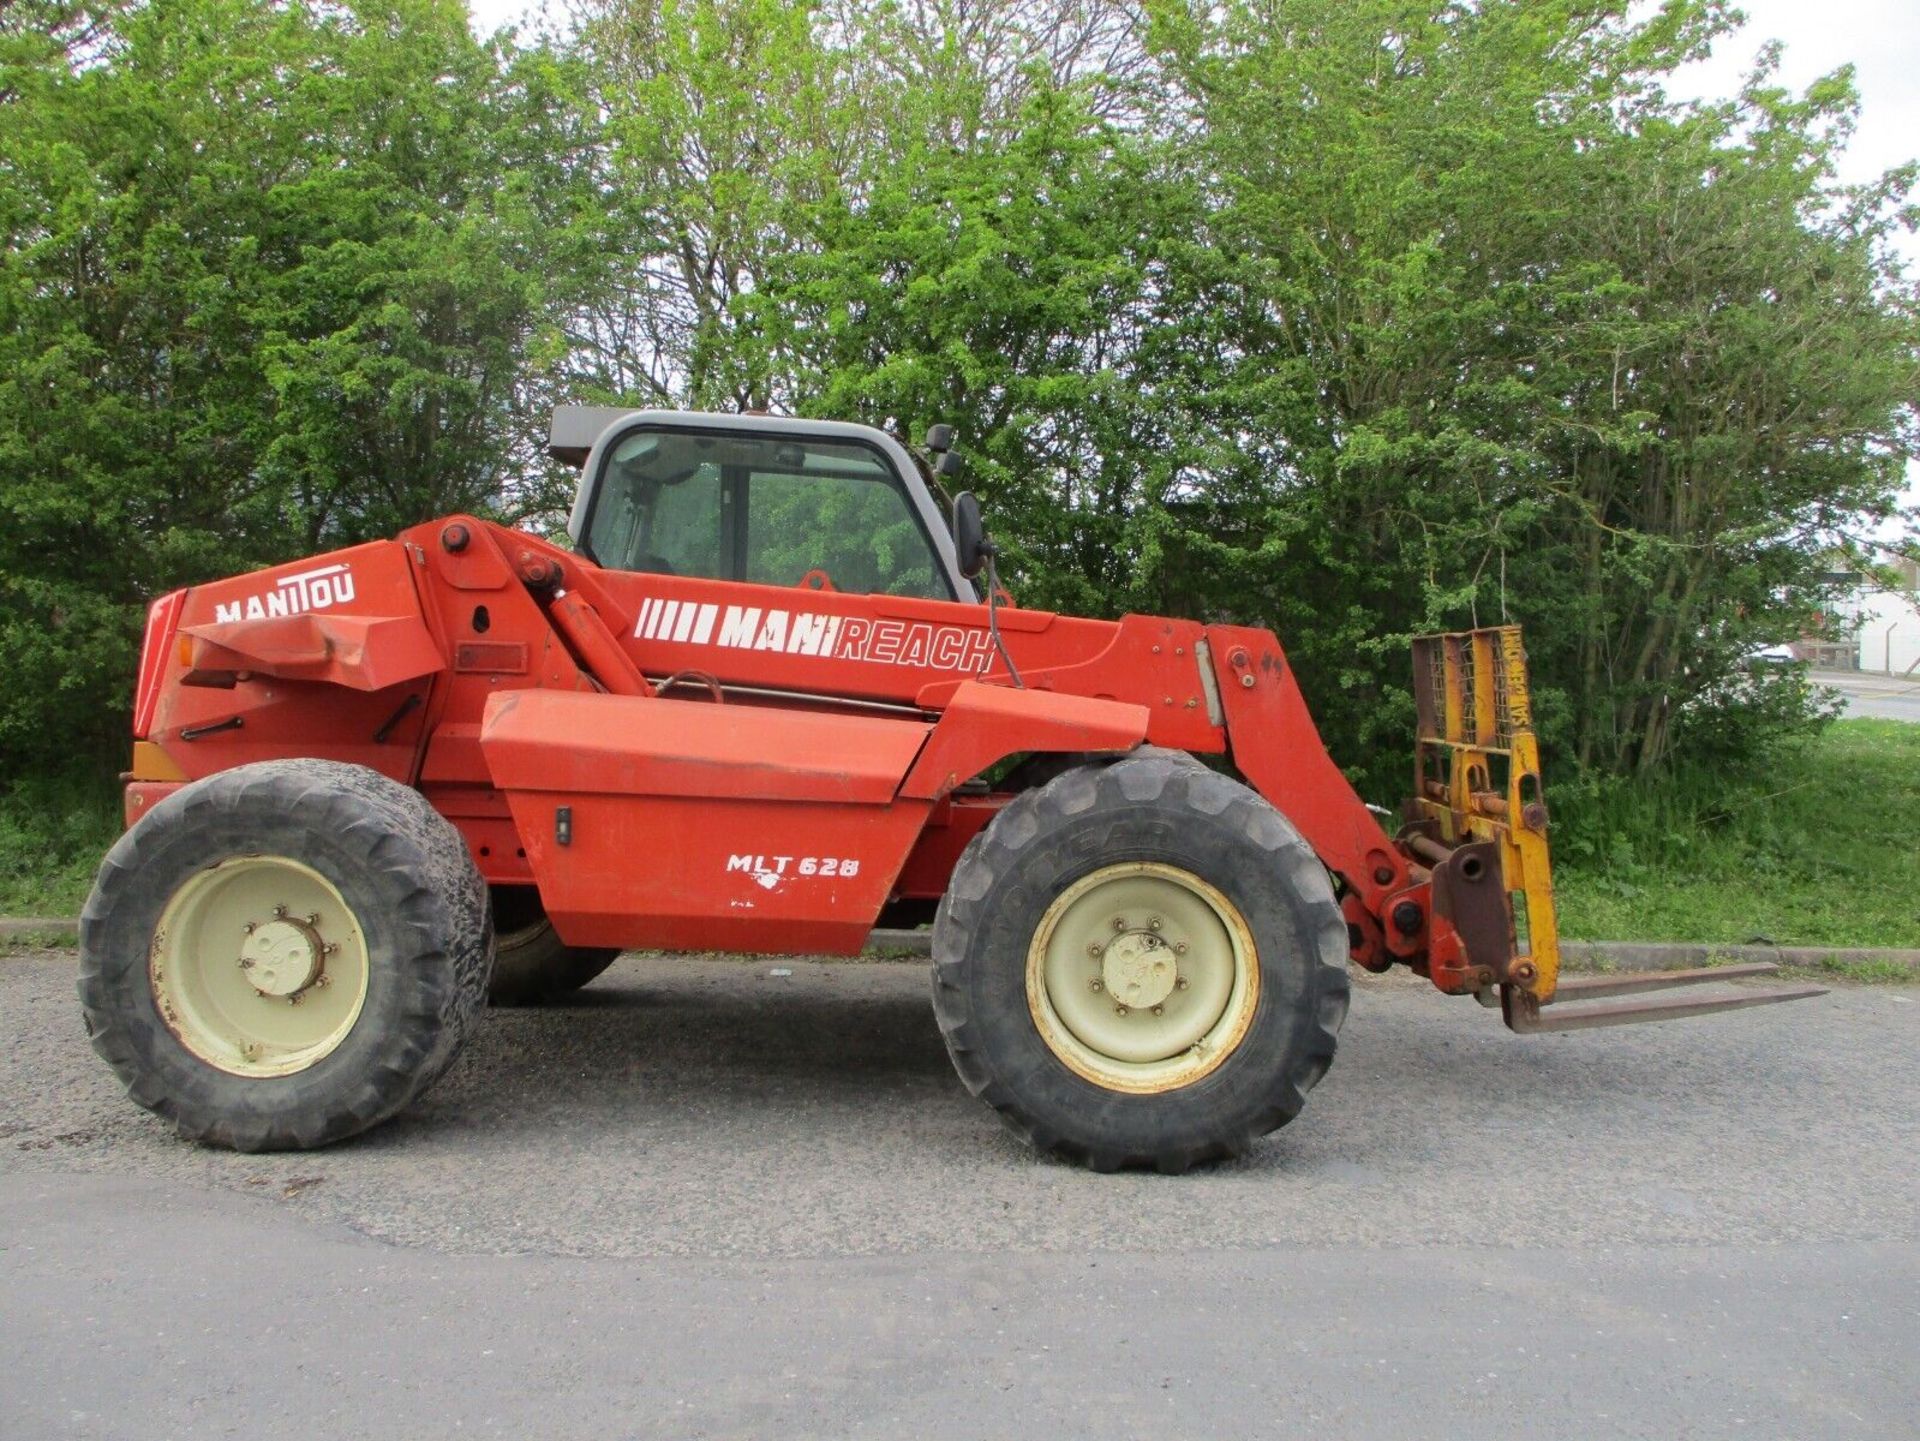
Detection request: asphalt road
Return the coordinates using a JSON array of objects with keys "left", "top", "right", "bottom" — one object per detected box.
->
[
  {"left": 1815, "top": 669, "right": 1920, "bottom": 722},
  {"left": 4, "top": 950, "right": 1917, "bottom": 1439}
]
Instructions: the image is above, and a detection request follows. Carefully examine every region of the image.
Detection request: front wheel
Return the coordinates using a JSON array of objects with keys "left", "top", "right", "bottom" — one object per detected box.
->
[
  {"left": 78, "top": 760, "right": 493, "bottom": 1151},
  {"left": 931, "top": 751, "right": 1350, "bottom": 1171}
]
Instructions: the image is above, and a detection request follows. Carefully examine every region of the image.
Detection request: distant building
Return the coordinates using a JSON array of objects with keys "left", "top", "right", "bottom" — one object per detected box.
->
[{"left": 1825, "top": 555, "right": 1920, "bottom": 676}]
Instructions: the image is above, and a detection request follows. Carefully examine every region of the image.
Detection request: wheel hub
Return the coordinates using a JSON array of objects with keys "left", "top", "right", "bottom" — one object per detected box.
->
[
  {"left": 1026, "top": 862, "right": 1262, "bottom": 1092},
  {"left": 1100, "top": 929, "right": 1178, "bottom": 1010},
  {"left": 240, "top": 917, "right": 323, "bottom": 997},
  {"left": 151, "top": 856, "right": 370, "bottom": 1078}
]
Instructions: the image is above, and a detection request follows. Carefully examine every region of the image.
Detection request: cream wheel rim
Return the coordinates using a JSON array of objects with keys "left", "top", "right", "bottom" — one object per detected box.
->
[
  {"left": 1025, "top": 861, "right": 1260, "bottom": 1094},
  {"left": 150, "top": 856, "right": 370, "bottom": 1078}
]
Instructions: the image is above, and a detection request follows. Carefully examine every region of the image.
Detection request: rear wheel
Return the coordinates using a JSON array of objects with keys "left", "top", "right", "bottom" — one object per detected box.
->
[
  {"left": 486, "top": 886, "right": 619, "bottom": 1005},
  {"left": 932, "top": 750, "right": 1349, "bottom": 1171},
  {"left": 78, "top": 760, "right": 492, "bottom": 1150}
]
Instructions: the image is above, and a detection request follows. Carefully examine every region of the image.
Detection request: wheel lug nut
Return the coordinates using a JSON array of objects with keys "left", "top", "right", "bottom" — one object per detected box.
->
[
  {"left": 315, "top": 975, "right": 330, "bottom": 988},
  {"left": 243, "top": 922, "right": 256, "bottom": 934},
  {"left": 1152, "top": 1005, "right": 1164, "bottom": 1016},
  {"left": 1111, "top": 917, "right": 1127, "bottom": 931},
  {"left": 1086, "top": 942, "right": 1102, "bottom": 958},
  {"left": 1149, "top": 916, "right": 1162, "bottom": 931},
  {"left": 273, "top": 906, "right": 286, "bottom": 918},
  {"left": 237, "top": 957, "right": 254, "bottom": 970},
  {"left": 1174, "top": 941, "right": 1188, "bottom": 955},
  {"left": 1175, "top": 976, "right": 1190, "bottom": 989},
  {"left": 1089, "top": 979, "right": 1103, "bottom": 992},
  {"left": 1114, "top": 1004, "right": 1130, "bottom": 1016},
  {"left": 305, "top": 913, "right": 318, "bottom": 926}
]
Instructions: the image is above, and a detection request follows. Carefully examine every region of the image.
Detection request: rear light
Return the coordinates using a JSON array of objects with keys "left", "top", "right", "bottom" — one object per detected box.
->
[{"left": 133, "top": 590, "right": 187, "bottom": 739}]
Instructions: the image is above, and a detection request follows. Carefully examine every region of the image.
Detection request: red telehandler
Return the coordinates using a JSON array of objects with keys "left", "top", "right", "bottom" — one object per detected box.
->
[{"left": 78, "top": 409, "right": 1822, "bottom": 1169}]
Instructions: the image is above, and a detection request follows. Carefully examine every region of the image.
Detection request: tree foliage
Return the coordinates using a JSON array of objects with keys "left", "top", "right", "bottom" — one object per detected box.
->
[
  {"left": 1, "top": 0, "right": 1914, "bottom": 797},
  {"left": 0, "top": 0, "right": 594, "bottom": 768},
  {"left": 1132, "top": 0, "right": 1920, "bottom": 781}
]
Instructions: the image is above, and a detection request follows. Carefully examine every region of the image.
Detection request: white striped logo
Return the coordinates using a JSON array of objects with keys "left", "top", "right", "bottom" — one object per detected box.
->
[
  {"left": 631, "top": 597, "right": 997, "bottom": 670},
  {"left": 632, "top": 598, "right": 723, "bottom": 646}
]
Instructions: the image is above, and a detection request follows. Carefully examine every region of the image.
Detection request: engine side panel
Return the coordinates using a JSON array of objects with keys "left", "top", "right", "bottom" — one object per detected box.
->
[{"left": 479, "top": 689, "right": 935, "bottom": 953}]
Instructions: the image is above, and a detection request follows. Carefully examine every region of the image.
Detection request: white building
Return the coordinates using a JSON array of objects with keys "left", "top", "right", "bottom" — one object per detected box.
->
[{"left": 1837, "top": 556, "right": 1920, "bottom": 676}]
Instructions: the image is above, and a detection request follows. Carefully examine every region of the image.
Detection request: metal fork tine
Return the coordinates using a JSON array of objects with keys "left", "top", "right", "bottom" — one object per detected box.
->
[
  {"left": 1509, "top": 984, "right": 1828, "bottom": 1033},
  {"left": 1552, "top": 962, "right": 1784, "bottom": 1000}
]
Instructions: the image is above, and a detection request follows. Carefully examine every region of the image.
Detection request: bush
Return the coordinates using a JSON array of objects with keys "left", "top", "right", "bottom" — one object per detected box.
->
[{"left": 0, "top": 773, "right": 121, "bottom": 917}]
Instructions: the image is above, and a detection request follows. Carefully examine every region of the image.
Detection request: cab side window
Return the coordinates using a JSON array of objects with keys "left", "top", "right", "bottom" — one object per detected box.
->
[
  {"left": 584, "top": 428, "right": 951, "bottom": 600},
  {"left": 744, "top": 463, "right": 944, "bottom": 599},
  {"left": 585, "top": 435, "right": 722, "bottom": 578},
  {"left": 645, "top": 463, "right": 723, "bottom": 576}
]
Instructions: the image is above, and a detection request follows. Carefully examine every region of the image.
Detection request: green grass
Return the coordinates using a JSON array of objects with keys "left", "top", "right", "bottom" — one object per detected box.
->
[
  {"left": 1, "top": 926, "right": 80, "bottom": 952},
  {"left": 0, "top": 773, "right": 120, "bottom": 918},
  {"left": 1552, "top": 719, "right": 1920, "bottom": 950}
]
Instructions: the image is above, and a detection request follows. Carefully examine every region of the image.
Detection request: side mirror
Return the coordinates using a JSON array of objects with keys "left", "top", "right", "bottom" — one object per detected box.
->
[{"left": 951, "top": 491, "right": 989, "bottom": 580}]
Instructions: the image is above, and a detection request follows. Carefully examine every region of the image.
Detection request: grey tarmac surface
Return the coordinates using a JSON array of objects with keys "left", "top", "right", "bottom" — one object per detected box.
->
[
  {"left": 3, "top": 948, "right": 1918, "bottom": 1439},
  {"left": 1815, "top": 668, "right": 1920, "bottom": 722}
]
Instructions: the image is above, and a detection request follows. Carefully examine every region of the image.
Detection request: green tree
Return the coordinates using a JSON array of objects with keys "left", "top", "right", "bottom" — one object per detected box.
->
[
  {"left": 756, "top": 83, "right": 1202, "bottom": 621},
  {"left": 1514, "top": 57, "right": 1920, "bottom": 771},
  {"left": 0, "top": 0, "right": 597, "bottom": 772},
  {"left": 568, "top": 0, "right": 863, "bottom": 410},
  {"left": 1141, "top": 0, "right": 1918, "bottom": 787}
]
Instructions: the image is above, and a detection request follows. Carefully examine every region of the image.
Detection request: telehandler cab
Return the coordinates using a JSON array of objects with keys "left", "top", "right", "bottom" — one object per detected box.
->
[{"left": 79, "top": 409, "right": 1823, "bottom": 1169}]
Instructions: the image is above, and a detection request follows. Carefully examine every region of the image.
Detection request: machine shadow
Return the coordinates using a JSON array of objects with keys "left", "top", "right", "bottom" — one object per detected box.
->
[
  {"left": 385, "top": 961, "right": 1396, "bottom": 1175},
  {"left": 360, "top": 965, "right": 1759, "bottom": 1182},
  {"left": 430, "top": 963, "right": 966, "bottom": 1121}
]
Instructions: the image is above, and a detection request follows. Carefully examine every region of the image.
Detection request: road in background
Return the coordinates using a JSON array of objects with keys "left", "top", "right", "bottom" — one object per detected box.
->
[
  {"left": 4, "top": 951, "right": 1917, "bottom": 1439},
  {"left": 1814, "top": 669, "right": 1920, "bottom": 722}
]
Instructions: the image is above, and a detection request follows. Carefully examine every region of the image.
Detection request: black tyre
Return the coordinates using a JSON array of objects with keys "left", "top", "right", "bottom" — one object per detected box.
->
[
  {"left": 486, "top": 886, "right": 619, "bottom": 1005},
  {"left": 932, "top": 750, "right": 1350, "bottom": 1171},
  {"left": 78, "top": 759, "right": 493, "bottom": 1151},
  {"left": 994, "top": 744, "right": 1203, "bottom": 795}
]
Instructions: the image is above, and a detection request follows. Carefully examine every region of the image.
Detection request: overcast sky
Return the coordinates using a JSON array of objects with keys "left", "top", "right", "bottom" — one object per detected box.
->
[{"left": 1666, "top": 0, "right": 1920, "bottom": 265}]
